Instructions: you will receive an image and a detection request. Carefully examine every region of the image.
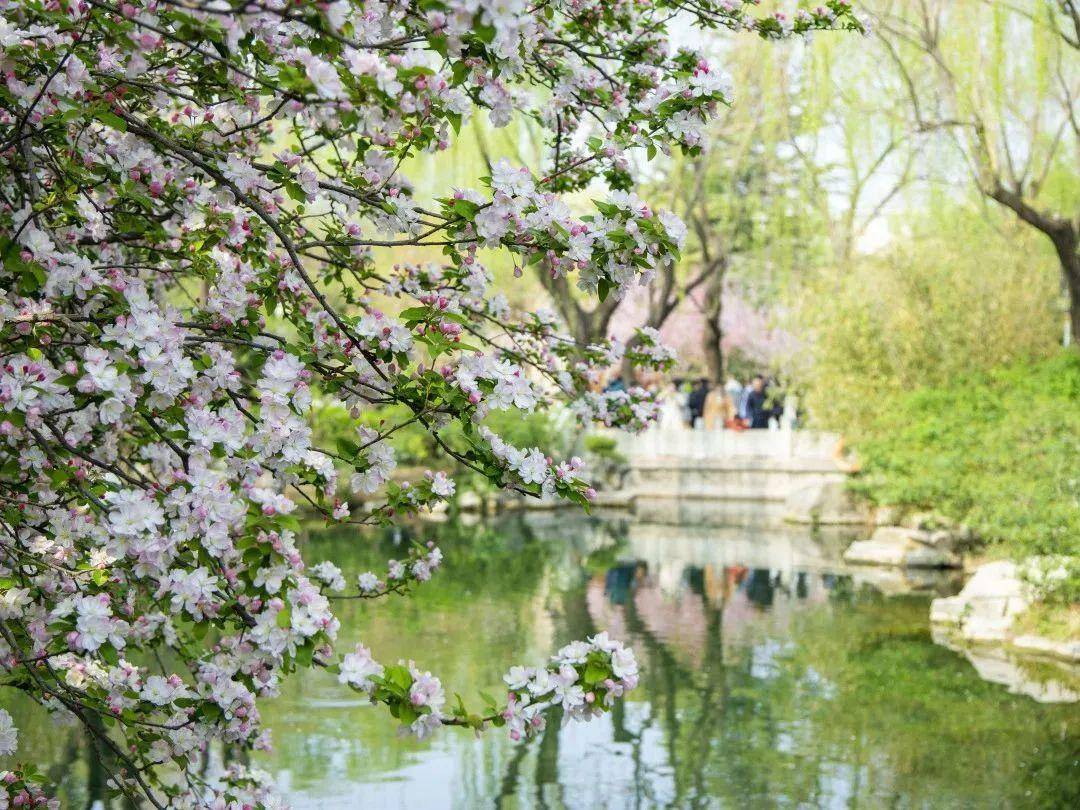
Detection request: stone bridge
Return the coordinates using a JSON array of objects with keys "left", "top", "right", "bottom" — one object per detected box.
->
[{"left": 611, "top": 426, "right": 862, "bottom": 526}]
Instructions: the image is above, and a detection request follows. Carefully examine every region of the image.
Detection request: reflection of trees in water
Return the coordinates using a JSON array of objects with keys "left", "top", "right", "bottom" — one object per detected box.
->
[
  {"left": 584, "top": 562, "right": 879, "bottom": 806},
  {"left": 613, "top": 562, "right": 830, "bottom": 806},
  {"left": 496, "top": 547, "right": 679, "bottom": 810},
  {"left": 595, "top": 559, "right": 1079, "bottom": 808},
  {"left": 619, "top": 566, "right": 718, "bottom": 808},
  {"left": 495, "top": 586, "right": 581, "bottom": 810}
]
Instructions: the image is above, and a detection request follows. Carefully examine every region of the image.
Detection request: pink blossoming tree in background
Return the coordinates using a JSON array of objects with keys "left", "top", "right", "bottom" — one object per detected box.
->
[{"left": 0, "top": 1, "right": 862, "bottom": 805}]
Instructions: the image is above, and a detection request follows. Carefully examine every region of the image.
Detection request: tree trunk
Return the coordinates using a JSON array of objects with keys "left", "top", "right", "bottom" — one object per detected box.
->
[
  {"left": 536, "top": 264, "right": 620, "bottom": 348},
  {"left": 701, "top": 258, "right": 726, "bottom": 384},
  {"left": 987, "top": 183, "right": 1080, "bottom": 348},
  {"left": 1051, "top": 229, "right": 1080, "bottom": 347},
  {"left": 702, "top": 318, "right": 724, "bottom": 384},
  {"left": 619, "top": 333, "right": 640, "bottom": 385}
]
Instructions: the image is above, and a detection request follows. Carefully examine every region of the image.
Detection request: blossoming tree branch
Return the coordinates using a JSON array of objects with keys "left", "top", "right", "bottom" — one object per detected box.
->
[{"left": 0, "top": 0, "right": 863, "bottom": 805}]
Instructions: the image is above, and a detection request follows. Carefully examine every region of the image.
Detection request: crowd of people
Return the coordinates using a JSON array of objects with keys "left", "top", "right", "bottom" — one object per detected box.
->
[
  {"left": 661, "top": 375, "right": 793, "bottom": 431},
  {"left": 599, "top": 371, "right": 798, "bottom": 432}
]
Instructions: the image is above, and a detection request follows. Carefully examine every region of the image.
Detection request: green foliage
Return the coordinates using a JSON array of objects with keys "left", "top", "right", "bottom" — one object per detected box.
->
[
  {"left": 581, "top": 433, "right": 629, "bottom": 491},
  {"left": 1014, "top": 602, "right": 1080, "bottom": 643},
  {"left": 849, "top": 353, "right": 1080, "bottom": 597},
  {"left": 582, "top": 433, "right": 623, "bottom": 461},
  {"left": 310, "top": 400, "right": 572, "bottom": 494},
  {"left": 484, "top": 408, "right": 572, "bottom": 459},
  {"left": 312, "top": 400, "right": 433, "bottom": 467}
]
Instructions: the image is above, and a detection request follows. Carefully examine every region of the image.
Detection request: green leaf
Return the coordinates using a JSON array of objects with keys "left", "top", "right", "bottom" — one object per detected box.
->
[
  {"left": 95, "top": 110, "right": 127, "bottom": 132},
  {"left": 583, "top": 662, "right": 607, "bottom": 686},
  {"left": 396, "top": 703, "right": 419, "bottom": 725},
  {"left": 284, "top": 181, "right": 307, "bottom": 202},
  {"left": 384, "top": 663, "right": 413, "bottom": 692},
  {"left": 336, "top": 438, "right": 359, "bottom": 457},
  {"left": 295, "top": 641, "right": 314, "bottom": 668},
  {"left": 100, "top": 644, "right": 120, "bottom": 666},
  {"left": 598, "top": 278, "right": 613, "bottom": 302},
  {"left": 439, "top": 311, "right": 470, "bottom": 326},
  {"left": 452, "top": 199, "right": 479, "bottom": 219}
]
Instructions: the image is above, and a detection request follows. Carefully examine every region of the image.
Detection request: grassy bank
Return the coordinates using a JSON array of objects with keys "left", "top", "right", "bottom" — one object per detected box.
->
[{"left": 849, "top": 352, "right": 1080, "bottom": 603}]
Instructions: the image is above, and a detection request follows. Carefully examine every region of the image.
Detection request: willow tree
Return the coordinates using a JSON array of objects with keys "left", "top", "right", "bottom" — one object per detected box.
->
[{"left": 874, "top": 0, "right": 1080, "bottom": 341}]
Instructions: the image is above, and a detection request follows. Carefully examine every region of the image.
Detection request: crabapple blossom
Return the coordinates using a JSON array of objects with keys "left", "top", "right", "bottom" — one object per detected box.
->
[
  {"left": 338, "top": 644, "right": 384, "bottom": 693},
  {"left": 0, "top": 709, "right": 16, "bottom": 757}
]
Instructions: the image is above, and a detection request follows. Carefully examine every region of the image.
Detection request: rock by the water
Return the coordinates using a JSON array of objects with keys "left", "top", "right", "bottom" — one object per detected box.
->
[
  {"left": 1012, "top": 634, "right": 1080, "bottom": 663},
  {"left": 931, "top": 558, "right": 1080, "bottom": 676},
  {"left": 930, "top": 561, "right": 1032, "bottom": 642},
  {"left": 843, "top": 525, "right": 962, "bottom": 568},
  {"left": 872, "top": 504, "right": 901, "bottom": 527},
  {"left": 850, "top": 566, "right": 963, "bottom": 597},
  {"left": 931, "top": 560, "right": 1026, "bottom": 609},
  {"left": 903, "top": 511, "right": 947, "bottom": 530}
]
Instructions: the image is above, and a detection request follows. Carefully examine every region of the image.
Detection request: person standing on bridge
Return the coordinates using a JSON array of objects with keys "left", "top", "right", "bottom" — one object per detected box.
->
[
  {"left": 746, "top": 375, "right": 779, "bottom": 429},
  {"left": 687, "top": 377, "right": 710, "bottom": 428}
]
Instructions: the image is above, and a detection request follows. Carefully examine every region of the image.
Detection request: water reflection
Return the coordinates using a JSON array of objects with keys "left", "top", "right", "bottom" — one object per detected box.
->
[{"left": 3, "top": 513, "right": 1077, "bottom": 808}]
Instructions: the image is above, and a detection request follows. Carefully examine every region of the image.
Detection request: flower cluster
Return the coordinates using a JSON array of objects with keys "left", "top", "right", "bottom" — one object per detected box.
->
[
  {"left": 626, "top": 327, "right": 679, "bottom": 371},
  {"left": 335, "top": 631, "right": 638, "bottom": 743},
  {"left": 0, "top": 0, "right": 861, "bottom": 803},
  {"left": 0, "top": 766, "right": 59, "bottom": 810},
  {"left": 499, "top": 632, "right": 640, "bottom": 741},
  {"left": 571, "top": 387, "right": 665, "bottom": 433},
  {"left": 352, "top": 540, "right": 445, "bottom": 598}
]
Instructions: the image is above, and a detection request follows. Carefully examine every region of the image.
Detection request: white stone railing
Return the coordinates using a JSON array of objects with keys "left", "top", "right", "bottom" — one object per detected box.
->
[{"left": 616, "top": 425, "right": 842, "bottom": 464}]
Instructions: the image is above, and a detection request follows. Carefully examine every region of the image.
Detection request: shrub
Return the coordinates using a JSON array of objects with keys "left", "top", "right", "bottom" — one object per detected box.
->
[{"left": 850, "top": 353, "right": 1080, "bottom": 601}]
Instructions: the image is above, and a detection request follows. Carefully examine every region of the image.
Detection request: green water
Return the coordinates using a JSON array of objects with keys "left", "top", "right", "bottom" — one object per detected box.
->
[{"left": 4, "top": 513, "right": 1078, "bottom": 808}]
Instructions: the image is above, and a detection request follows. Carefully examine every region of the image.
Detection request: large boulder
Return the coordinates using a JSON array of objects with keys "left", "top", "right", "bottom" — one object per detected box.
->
[
  {"left": 901, "top": 512, "right": 977, "bottom": 549},
  {"left": 843, "top": 525, "right": 962, "bottom": 569},
  {"left": 850, "top": 565, "right": 964, "bottom": 597},
  {"left": 1012, "top": 635, "right": 1080, "bottom": 664}
]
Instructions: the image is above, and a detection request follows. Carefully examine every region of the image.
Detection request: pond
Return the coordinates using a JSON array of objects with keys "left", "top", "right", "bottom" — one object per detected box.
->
[{"left": 4, "top": 512, "right": 1079, "bottom": 808}]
